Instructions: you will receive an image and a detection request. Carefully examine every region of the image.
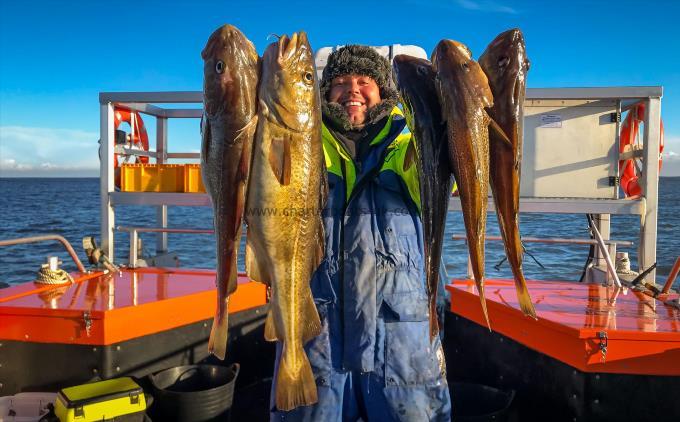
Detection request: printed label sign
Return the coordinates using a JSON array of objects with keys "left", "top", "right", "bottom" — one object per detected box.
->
[{"left": 540, "top": 114, "right": 562, "bottom": 128}]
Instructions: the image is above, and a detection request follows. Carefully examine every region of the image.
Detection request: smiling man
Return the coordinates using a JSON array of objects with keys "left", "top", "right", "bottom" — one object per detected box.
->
[
  {"left": 327, "top": 73, "right": 382, "bottom": 126},
  {"left": 271, "top": 45, "right": 451, "bottom": 421}
]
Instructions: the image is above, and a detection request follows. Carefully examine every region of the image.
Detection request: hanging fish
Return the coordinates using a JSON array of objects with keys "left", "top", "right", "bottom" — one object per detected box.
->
[
  {"left": 393, "top": 54, "right": 453, "bottom": 339},
  {"left": 479, "top": 28, "right": 536, "bottom": 319},
  {"left": 200, "top": 24, "right": 259, "bottom": 360},
  {"left": 432, "top": 39, "right": 511, "bottom": 329},
  {"left": 245, "top": 31, "right": 326, "bottom": 411}
]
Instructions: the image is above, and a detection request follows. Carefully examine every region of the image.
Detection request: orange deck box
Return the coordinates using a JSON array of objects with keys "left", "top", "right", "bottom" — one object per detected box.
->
[
  {"left": 444, "top": 278, "right": 680, "bottom": 420},
  {"left": 0, "top": 269, "right": 267, "bottom": 395}
]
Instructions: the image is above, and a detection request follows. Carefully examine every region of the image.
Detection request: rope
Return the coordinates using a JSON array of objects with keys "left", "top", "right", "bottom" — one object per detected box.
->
[{"left": 36, "top": 265, "right": 74, "bottom": 285}]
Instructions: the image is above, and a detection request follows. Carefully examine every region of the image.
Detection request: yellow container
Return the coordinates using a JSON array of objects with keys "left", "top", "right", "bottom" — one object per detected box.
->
[
  {"left": 184, "top": 164, "right": 206, "bottom": 193},
  {"left": 54, "top": 377, "right": 146, "bottom": 422},
  {"left": 120, "top": 164, "right": 185, "bottom": 192}
]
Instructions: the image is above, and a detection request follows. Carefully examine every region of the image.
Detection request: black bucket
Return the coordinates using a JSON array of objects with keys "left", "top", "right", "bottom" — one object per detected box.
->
[
  {"left": 452, "top": 382, "right": 516, "bottom": 422},
  {"left": 149, "top": 363, "right": 239, "bottom": 422}
]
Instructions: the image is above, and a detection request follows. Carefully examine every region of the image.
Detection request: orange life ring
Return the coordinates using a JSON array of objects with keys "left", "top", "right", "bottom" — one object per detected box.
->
[
  {"left": 113, "top": 107, "right": 150, "bottom": 168},
  {"left": 618, "top": 104, "right": 664, "bottom": 197}
]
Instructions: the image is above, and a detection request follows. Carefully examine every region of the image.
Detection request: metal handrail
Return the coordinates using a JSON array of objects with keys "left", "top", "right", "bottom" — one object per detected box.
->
[
  {"left": 451, "top": 234, "right": 633, "bottom": 246},
  {"left": 116, "top": 226, "right": 214, "bottom": 268},
  {"left": 587, "top": 215, "right": 622, "bottom": 288},
  {"left": 116, "top": 226, "right": 213, "bottom": 234},
  {"left": 99, "top": 88, "right": 661, "bottom": 284},
  {"left": 0, "top": 235, "right": 87, "bottom": 273}
]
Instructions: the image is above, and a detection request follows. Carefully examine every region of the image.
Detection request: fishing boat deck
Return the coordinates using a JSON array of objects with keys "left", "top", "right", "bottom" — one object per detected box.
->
[
  {"left": 0, "top": 269, "right": 267, "bottom": 345},
  {"left": 446, "top": 279, "right": 680, "bottom": 376}
]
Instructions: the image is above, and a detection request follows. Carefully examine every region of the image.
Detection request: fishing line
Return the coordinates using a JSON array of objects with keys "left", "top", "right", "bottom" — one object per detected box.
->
[{"left": 522, "top": 243, "right": 544, "bottom": 269}]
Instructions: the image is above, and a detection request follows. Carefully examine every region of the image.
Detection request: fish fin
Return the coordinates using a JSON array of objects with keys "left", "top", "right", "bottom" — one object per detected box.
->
[
  {"left": 320, "top": 166, "right": 329, "bottom": 210},
  {"left": 314, "top": 221, "right": 325, "bottom": 270},
  {"left": 208, "top": 295, "right": 229, "bottom": 360},
  {"left": 233, "top": 182, "right": 247, "bottom": 239},
  {"left": 275, "top": 342, "right": 318, "bottom": 411},
  {"left": 234, "top": 115, "right": 258, "bottom": 145},
  {"left": 316, "top": 166, "right": 327, "bottom": 269},
  {"left": 264, "top": 309, "right": 279, "bottom": 341},
  {"left": 301, "top": 290, "right": 322, "bottom": 344},
  {"left": 222, "top": 241, "right": 240, "bottom": 295},
  {"left": 514, "top": 278, "right": 538, "bottom": 319},
  {"left": 200, "top": 115, "right": 210, "bottom": 160},
  {"left": 429, "top": 296, "right": 440, "bottom": 340},
  {"left": 268, "top": 136, "right": 291, "bottom": 185},
  {"left": 233, "top": 134, "right": 251, "bottom": 238},
  {"left": 259, "top": 99, "right": 270, "bottom": 118},
  {"left": 245, "top": 235, "right": 270, "bottom": 285},
  {"left": 402, "top": 139, "right": 417, "bottom": 173},
  {"left": 200, "top": 116, "right": 211, "bottom": 194},
  {"left": 476, "top": 279, "right": 492, "bottom": 331},
  {"left": 487, "top": 115, "right": 513, "bottom": 149}
]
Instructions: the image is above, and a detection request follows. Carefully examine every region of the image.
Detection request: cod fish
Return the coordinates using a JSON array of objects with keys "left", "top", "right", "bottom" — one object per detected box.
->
[
  {"left": 245, "top": 32, "right": 325, "bottom": 411},
  {"left": 392, "top": 55, "right": 453, "bottom": 339},
  {"left": 479, "top": 29, "right": 536, "bottom": 319},
  {"left": 432, "top": 39, "right": 510, "bottom": 329},
  {"left": 200, "top": 24, "right": 259, "bottom": 360}
]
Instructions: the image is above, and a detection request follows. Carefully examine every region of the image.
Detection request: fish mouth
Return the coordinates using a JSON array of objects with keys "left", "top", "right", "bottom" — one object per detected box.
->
[{"left": 277, "top": 31, "right": 309, "bottom": 65}]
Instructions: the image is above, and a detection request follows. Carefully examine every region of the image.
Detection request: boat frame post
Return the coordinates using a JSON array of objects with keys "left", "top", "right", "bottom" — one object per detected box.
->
[
  {"left": 593, "top": 214, "right": 613, "bottom": 284},
  {"left": 156, "top": 117, "right": 169, "bottom": 255},
  {"left": 640, "top": 97, "right": 662, "bottom": 284},
  {"left": 100, "top": 101, "right": 116, "bottom": 261}
]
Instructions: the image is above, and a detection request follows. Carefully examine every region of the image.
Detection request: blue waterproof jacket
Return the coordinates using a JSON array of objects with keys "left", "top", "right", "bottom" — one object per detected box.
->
[{"left": 272, "top": 108, "right": 451, "bottom": 421}]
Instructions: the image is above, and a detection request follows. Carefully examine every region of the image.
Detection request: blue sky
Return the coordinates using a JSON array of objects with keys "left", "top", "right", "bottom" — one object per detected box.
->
[{"left": 1, "top": 0, "right": 679, "bottom": 176}]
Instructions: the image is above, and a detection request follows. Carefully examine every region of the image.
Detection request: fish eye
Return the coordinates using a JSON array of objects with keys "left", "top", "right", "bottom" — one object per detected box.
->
[
  {"left": 462, "top": 62, "right": 470, "bottom": 72},
  {"left": 215, "top": 60, "right": 225, "bottom": 74},
  {"left": 303, "top": 71, "right": 314, "bottom": 84},
  {"left": 498, "top": 57, "right": 510, "bottom": 68}
]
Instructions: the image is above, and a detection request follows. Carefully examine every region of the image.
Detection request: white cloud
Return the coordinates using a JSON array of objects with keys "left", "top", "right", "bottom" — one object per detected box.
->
[
  {"left": 661, "top": 135, "right": 680, "bottom": 176},
  {"left": 0, "top": 126, "right": 99, "bottom": 176},
  {"left": 663, "top": 135, "right": 680, "bottom": 158},
  {"left": 456, "top": 0, "right": 518, "bottom": 14}
]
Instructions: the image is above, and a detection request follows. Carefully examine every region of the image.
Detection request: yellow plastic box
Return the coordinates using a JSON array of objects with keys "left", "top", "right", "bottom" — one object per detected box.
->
[
  {"left": 54, "top": 377, "right": 146, "bottom": 422},
  {"left": 184, "top": 164, "right": 206, "bottom": 193},
  {"left": 120, "top": 164, "right": 185, "bottom": 192}
]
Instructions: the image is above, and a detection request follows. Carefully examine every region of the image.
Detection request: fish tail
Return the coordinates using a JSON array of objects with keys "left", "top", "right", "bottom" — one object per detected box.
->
[
  {"left": 208, "top": 296, "right": 229, "bottom": 360},
  {"left": 500, "top": 216, "right": 537, "bottom": 319},
  {"left": 514, "top": 277, "right": 537, "bottom": 319},
  {"left": 477, "top": 279, "right": 492, "bottom": 331},
  {"left": 264, "top": 309, "right": 279, "bottom": 341},
  {"left": 275, "top": 342, "right": 318, "bottom": 411},
  {"left": 208, "top": 247, "right": 239, "bottom": 360}
]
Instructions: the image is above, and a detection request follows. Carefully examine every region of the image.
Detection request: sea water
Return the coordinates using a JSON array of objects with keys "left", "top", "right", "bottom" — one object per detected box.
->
[{"left": 1, "top": 177, "right": 678, "bottom": 289}]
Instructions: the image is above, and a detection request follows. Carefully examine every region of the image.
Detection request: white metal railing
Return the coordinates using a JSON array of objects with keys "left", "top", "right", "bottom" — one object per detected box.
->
[
  {"left": 99, "top": 86, "right": 662, "bottom": 283},
  {"left": 116, "top": 226, "right": 214, "bottom": 268}
]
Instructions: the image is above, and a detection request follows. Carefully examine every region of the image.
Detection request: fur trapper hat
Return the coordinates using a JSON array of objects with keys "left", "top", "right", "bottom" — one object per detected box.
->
[{"left": 320, "top": 45, "right": 399, "bottom": 130}]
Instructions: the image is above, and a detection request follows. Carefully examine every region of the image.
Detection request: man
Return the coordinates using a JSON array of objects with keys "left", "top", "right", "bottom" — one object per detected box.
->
[{"left": 272, "top": 45, "right": 451, "bottom": 421}]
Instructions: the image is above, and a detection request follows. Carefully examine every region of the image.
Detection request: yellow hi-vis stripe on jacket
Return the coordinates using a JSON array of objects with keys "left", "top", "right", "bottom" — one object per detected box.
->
[{"left": 321, "top": 107, "right": 420, "bottom": 208}]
